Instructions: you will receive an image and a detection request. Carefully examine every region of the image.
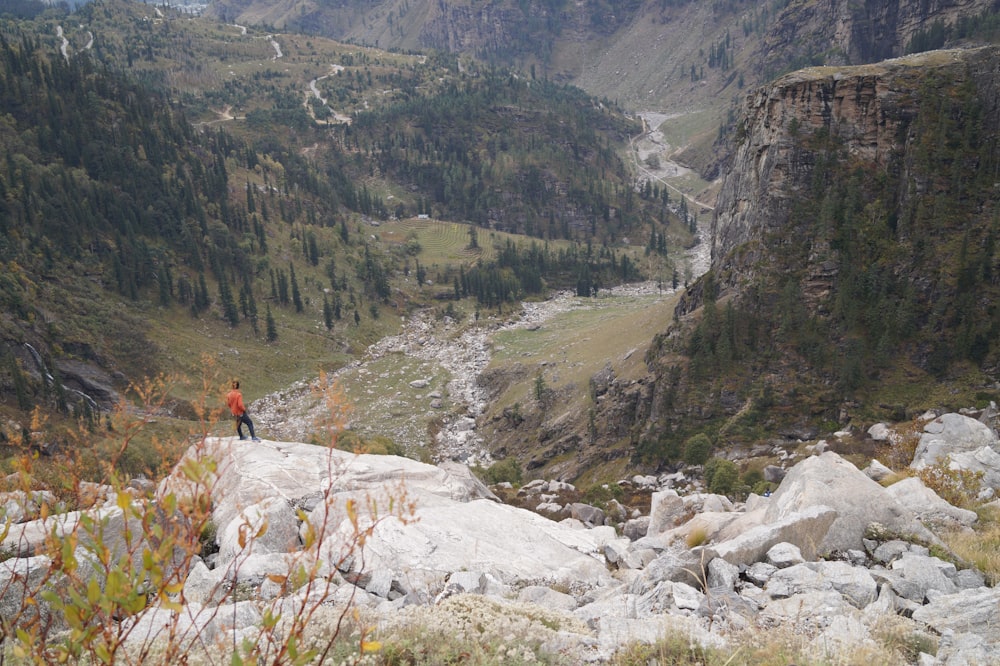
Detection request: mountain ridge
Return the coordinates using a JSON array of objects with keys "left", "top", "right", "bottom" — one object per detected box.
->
[{"left": 633, "top": 43, "right": 1000, "bottom": 469}]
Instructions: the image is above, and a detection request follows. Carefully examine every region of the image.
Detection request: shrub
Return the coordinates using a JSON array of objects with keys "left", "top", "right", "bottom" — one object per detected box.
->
[
  {"left": 337, "top": 433, "right": 405, "bottom": 456},
  {"left": 581, "top": 482, "right": 623, "bottom": 507},
  {"left": 683, "top": 433, "right": 712, "bottom": 465},
  {"left": 741, "top": 468, "right": 764, "bottom": 490},
  {"left": 374, "top": 594, "right": 588, "bottom": 664},
  {"left": 475, "top": 457, "right": 523, "bottom": 485},
  {"left": 917, "top": 463, "right": 984, "bottom": 509},
  {"left": 685, "top": 526, "right": 708, "bottom": 548},
  {"left": 704, "top": 457, "right": 739, "bottom": 495}
]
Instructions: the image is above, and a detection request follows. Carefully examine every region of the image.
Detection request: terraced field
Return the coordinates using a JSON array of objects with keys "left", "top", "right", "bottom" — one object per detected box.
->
[{"left": 377, "top": 218, "right": 492, "bottom": 267}]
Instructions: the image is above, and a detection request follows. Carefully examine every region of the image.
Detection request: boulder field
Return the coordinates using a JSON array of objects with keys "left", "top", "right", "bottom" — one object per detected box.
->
[{"left": 3, "top": 413, "right": 1000, "bottom": 663}]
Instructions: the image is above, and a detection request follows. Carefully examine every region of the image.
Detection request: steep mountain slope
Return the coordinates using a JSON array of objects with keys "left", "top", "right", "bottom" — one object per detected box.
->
[{"left": 635, "top": 45, "right": 1000, "bottom": 465}]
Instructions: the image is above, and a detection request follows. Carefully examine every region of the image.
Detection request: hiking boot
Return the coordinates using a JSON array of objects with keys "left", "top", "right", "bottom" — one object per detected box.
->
[
  {"left": 239, "top": 435, "right": 248, "bottom": 440},
  {"left": 251, "top": 436, "right": 261, "bottom": 442}
]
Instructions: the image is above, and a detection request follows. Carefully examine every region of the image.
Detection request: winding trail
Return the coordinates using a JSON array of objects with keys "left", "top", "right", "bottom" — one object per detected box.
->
[
  {"left": 305, "top": 65, "right": 351, "bottom": 125},
  {"left": 631, "top": 111, "right": 715, "bottom": 212}
]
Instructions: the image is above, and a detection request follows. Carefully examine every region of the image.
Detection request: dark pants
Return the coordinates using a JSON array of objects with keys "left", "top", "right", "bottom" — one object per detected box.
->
[{"left": 235, "top": 412, "right": 256, "bottom": 439}]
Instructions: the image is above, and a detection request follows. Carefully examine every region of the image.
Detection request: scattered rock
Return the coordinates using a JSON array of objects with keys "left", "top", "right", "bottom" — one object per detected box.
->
[
  {"left": 766, "top": 542, "right": 805, "bottom": 568},
  {"left": 862, "top": 460, "right": 893, "bottom": 483},
  {"left": 911, "top": 413, "right": 998, "bottom": 469},
  {"left": 3, "top": 433, "right": 997, "bottom": 665}
]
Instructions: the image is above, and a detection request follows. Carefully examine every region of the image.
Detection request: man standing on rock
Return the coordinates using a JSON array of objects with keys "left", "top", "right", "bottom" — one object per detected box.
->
[{"left": 226, "top": 380, "right": 261, "bottom": 441}]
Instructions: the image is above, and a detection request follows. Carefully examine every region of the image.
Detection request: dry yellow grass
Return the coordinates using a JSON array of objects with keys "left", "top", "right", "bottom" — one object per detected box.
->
[{"left": 941, "top": 505, "right": 1000, "bottom": 585}]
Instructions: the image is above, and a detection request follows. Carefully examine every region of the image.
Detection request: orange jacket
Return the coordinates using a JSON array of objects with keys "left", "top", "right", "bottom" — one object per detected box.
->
[{"left": 226, "top": 389, "right": 246, "bottom": 416}]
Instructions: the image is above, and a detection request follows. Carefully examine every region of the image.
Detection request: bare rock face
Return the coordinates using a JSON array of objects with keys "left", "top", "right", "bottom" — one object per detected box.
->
[
  {"left": 708, "top": 45, "right": 1000, "bottom": 297},
  {"left": 161, "top": 437, "right": 614, "bottom": 592},
  {"left": 754, "top": 0, "right": 996, "bottom": 78}
]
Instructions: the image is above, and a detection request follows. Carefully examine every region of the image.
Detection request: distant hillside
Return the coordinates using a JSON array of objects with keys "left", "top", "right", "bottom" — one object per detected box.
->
[
  {"left": 205, "top": 0, "right": 1000, "bottom": 183},
  {"left": 0, "top": 1, "right": 681, "bottom": 453}
]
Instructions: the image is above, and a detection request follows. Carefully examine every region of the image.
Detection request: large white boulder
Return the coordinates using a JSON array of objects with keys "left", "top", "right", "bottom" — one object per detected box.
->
[
  {"left": 884, "top": 477, "right": 978, "bottom": 529},
  {"left": 648, "top": 490, "right": 734, "bottom": 536},
  {"left": 911, "top": 413, "right": 998, "bottom": 469},
  {"left": 706, "top": 505, "right": 837, "bottom": 566},
  {"left": 160, "top": 438, "right": 613, "bottom": 594},
  {"left": 763, "top": 452, "right": 933, "bottom": 554}
]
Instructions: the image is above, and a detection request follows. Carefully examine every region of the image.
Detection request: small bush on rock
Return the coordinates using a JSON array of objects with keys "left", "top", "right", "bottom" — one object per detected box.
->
[
  {"left": 375, "top": 593, "right": 588, "bottom": 664},
  {"left": 917, "top": 463, "right": 984, "bottom": 509}
]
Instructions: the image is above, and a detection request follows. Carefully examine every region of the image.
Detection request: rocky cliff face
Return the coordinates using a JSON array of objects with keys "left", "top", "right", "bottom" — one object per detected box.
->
[
  {"left": 756, "top": 0, "right": 997, "bottom": 78},
  {"left": 709, "top": 45, "right": 1000, "bottom": 292},
  {"left": 647, "top": 45, "right": 1000, "bottom": 452}
]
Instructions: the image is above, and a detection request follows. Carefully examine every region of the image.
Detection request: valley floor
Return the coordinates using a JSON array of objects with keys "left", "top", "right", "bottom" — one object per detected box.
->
[{"left": 250, "top": 225, "right": 711, "bottom": 462}]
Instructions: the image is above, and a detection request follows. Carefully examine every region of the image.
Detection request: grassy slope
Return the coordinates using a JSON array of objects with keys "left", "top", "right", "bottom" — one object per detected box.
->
[{"left": 480, "top": 286, "right": 681, "bottom": 483}]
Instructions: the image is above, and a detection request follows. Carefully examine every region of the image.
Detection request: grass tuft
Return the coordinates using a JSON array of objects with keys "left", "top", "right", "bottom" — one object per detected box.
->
[{"left": 940, "top": 504, "right": 1000, "bottom": 585}]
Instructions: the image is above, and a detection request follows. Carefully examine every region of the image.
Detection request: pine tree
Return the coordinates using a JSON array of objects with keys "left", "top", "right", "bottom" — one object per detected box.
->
[
  {"left": 193, "top": 272, "right": 210, "bottom": 314},
  {"left": 219, "top": 279, "right": 239, "bottom": 327},
  {"left": 290, "top": 264, "right": 303, "bottom": 313},
  {"left": 255, "top": 218, "right": 268, "bottom": 254},
  {"left": 9, "top": 354, "right": 33, "bottom": 412},
  {"left": 240, "top": 281, "right": 259, "bottom": 334},
  {"left": 322, "top": 295, "right": 333, "bottom": 330},
  {"left": 158, "top": 267, "right": 172, "bottom": 306},
  {"left": 266, "top": 304, "right": 278, "bottom": 342},
  {"left": 325, "top": 258, "right": 337, "bottom": 291},
  {"left": 307, "top": 232, "right": 319, "bottom": 266},
  {"left": 277, "top": 270, "right": 289, "bottom": 305}
]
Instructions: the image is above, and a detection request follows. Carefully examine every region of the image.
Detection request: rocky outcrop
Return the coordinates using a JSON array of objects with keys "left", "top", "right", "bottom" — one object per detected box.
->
[
  {"left": 4, "top": 433, "right": 999, "bottom": 663},
  {"left": 160, "top": 438, "right": 615, "bottom": 592},
  {"left": 711, "top": 46, "right": 1000, "bottom": 274},
  {"left": 755, "top": 0, "right": 997, "bottom": 78},
  {"left": 912, "top": 412, "right": 999, "bottom": 468}
]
